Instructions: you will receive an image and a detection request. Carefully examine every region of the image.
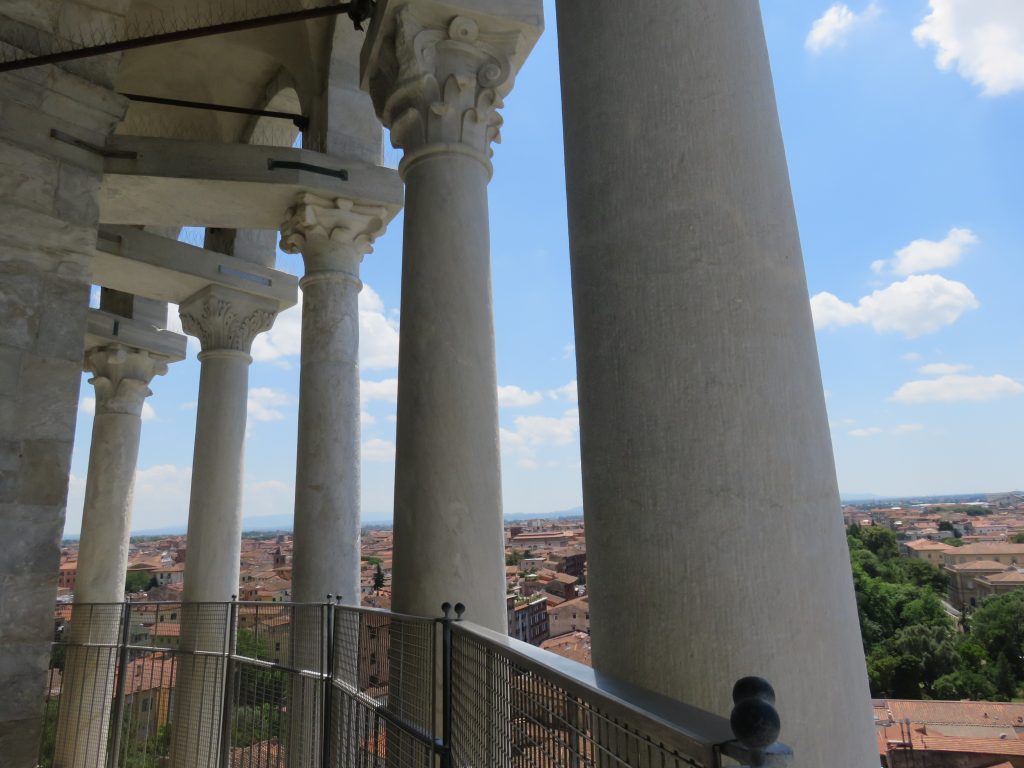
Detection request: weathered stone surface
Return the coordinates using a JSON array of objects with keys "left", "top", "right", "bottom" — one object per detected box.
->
[
  {"left": 15, "top": 356, "right": 82, "bottom": 441},
  {"left": 0, "top": 265, "right": 42, "bottom": 349},
  {"left": 55, "top": 162, "right": 101, "bottom": 226},
  {"left": 0, "top": 642, "right": 52, "bottom": 720},
  {"left": 15, "top": 439, "right": 73, "bottom": 505},
  {"left": 0, "top": 505, "right": 64, "bottom": 581},
  {"left": 0, "top": 717, "right": 45, "bottom": 767},
  {"left": 0, "top": 348, "right": 20, "bottom": 395},
  {"left": 36, "top": 275, "right": 90, "bottom": 362},
  {"left": 0, "top": 140, "right": 60, "bottom": 214}
]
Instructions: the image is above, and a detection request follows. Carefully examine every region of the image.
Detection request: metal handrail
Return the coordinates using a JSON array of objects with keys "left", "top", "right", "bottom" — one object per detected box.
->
[
  {"left": 451, "top": 620, "right": 793, "bottom": 768},
  {"left": 44, "top": 600, "right": 792, "bottom": 768}
]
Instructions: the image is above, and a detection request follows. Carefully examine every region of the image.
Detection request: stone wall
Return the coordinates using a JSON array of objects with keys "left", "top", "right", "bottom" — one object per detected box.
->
[{"left": 0, "top": 47, "right": 124, "bottom": 764}]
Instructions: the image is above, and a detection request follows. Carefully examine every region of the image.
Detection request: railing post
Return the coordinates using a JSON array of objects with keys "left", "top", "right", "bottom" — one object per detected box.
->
[
  {"left": 218, "top": 596, "right": 239, "bottom": 768},
  {"left": 436, "top": 602, "right": 465, "bottom": 768},
  {"left": 322, "top": 595, "right": 337, "bottom": 768},
  {"left": 106, "top": 600, "right": 133, "bottom": 768}
]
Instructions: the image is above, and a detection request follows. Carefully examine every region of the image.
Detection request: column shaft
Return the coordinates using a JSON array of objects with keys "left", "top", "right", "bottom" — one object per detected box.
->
[
  {"left": 54, "top": 345, "right": 167, "bottom": 768},
  {"left": 171, "top": 286, "right": 276, "bottom": 768},
  {"left": 183, "top": 351, "right": 249, "bottom": 603},
  {"left": 556, "top": 2, "right": 875, "bottom": 765},
  {"left": 391, "top": 153, "right": 506, "bottom": 631},
  {"left": 292, "top": 273, "right": 362, "bottom": 604}
]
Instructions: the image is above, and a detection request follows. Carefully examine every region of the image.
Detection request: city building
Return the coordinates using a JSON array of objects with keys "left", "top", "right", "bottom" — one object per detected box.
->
[{"left": 0, "top": 2, "right": 873, "bottom": 766}]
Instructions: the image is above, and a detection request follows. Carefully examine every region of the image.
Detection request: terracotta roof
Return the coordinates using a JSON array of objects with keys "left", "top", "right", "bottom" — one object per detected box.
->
[
  {"left": 877, "top": 699, "right": 1024, "bottom": 727},
  {"left": 540, "top": 631, "right": 592, "bottom": 666},
  {"left": 121, "top": 651, "right": 176, "bottom": 695},
  {"left": 905, "top": 540, "right": 954, "bottom": 551},
  {"left": 948, "top": 543, "right": 1024, "bottom": 556},
  {"left": 947, "top": 560, "right": 1010, "bottom": 572}
]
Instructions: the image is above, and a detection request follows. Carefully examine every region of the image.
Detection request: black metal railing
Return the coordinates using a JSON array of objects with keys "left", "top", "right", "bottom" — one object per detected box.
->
[{"left": 38, "top": 599, "right": 791, "bottom": 768}]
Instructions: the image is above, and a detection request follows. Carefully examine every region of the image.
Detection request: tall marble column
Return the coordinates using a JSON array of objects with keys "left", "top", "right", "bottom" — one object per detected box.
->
[
  {"left": 363, "top": 2, "right": 543, "bottom": 633},
  {"left": 170, "top": 285, "right": 277, "bottom": 768},
  {"left": 556, "top": 2, "right": 876, "bottom": 765},
  {"left": 53, "top": 345, "right": 168, "bottom": 768},
  {"left": 281, "top": 193, "right": 387, "bottom": 607},
  {"left": 279, "top": 194, "right": 387, "bottom": 768}
]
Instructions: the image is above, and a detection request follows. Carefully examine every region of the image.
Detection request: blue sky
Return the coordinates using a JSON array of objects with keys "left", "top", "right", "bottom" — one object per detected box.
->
[{"left": 66, "top": 1, "right": 1024, "bottom": 533}]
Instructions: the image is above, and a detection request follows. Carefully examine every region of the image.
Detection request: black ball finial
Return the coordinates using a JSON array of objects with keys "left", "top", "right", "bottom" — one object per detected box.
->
[
  {"left": 730, "top": 677, "right": 781, "bottom": 752},
  {"left": 732, "top": 677, "right": 776, "bottom": 707},
  {"left": 454, "top": 603, "right": 466, "bottom": 619}
]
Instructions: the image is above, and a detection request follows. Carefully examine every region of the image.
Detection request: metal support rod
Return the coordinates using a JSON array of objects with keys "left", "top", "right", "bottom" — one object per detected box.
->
[
  {"left": 120, "top": 92, "right": 309, "bottom": 131},
  {"left": 436, "top": 602, "right": 463, "bottom": 768},
  {"left": 321, "top": 597, "right": 337, "bottom": 768},
  {"left": 0, "top": 1, "right": 364, "bottom": 74},
  {"left": 106, "top": 601, "right": 133, "bottom": 768},
  {"left": 219, "top": 596, "right": 240, "bottom": 768}
]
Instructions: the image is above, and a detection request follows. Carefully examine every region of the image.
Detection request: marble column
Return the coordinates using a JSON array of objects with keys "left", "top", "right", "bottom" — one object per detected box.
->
[
  {"left": 279, "top": 194, "right": 386, "bottom": 768},
  {"left": 53, "top": 346, "right": 168, "bottom": 768},
  {"left": 363, "top": 4, "right": 542, "bottom": 634},
  {"left": 170, "top": 285, "right": 276, "bottom": 768},
  {"left": 281, "top": 193, "right": 387, "bottom": 607},
  {"left": 555, "top": 2, "right": 876, "bottom": 766}
]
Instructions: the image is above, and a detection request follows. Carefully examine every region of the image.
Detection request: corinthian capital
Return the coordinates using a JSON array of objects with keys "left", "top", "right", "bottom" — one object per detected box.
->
[
  {"left": 85, "top": 345, "right": 169, "bottom": 417},
  {"left": 280, "top": 192, "right": 388, "bottom": 275},
  {"left": 363, "top": 3, "right": 541, "bottom": 170},
  {"left": 178, "top": 285, "right": 277, "bottom": 355}
]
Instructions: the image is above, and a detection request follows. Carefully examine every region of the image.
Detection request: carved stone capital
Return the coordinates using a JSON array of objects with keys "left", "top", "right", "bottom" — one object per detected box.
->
[
  {"left": 178, "top": 285, "right": 277, "bottom": 355},
  {"left": 279, "top": 192, "right": 388, "bottom": 276},
  {"left": 85, "top": 345, "right": 169, "bottom": 417},
  {"left": 365, "top": 6, "right": 531, "bottom": 172}
]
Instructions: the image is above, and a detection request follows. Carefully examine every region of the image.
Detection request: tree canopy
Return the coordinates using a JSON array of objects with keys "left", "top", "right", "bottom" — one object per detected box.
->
[{"left": 847, "top": 525, "right": 1023, "bottom": 700}]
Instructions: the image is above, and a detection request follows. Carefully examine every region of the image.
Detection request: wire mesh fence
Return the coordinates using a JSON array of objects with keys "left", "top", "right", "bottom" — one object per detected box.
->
[{"left": 38, "top": 600, "right": 787, "bottom": 768}]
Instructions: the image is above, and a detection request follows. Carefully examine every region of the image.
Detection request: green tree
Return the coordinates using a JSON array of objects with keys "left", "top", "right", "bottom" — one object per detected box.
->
[
  {"left": 373, "top": 563, "right": 385, "bottom": 591},
  {"left": 505, "top": 549, "right": 523, "bottom": 566},
  {"left": 932, "top": 670, "right": 997, "bottom": 700},
  {"left": 125, "top": 571, "right": 152, "bottom": 593},
  {"left": 971, "top": 590, "right": 1024, "bottom": 684},
  {"left": 859, "top": 526, "right": 900, "bottom": 562},
  {"left": 1012, "top": 532, "right": 1024, "bottom": 544}
]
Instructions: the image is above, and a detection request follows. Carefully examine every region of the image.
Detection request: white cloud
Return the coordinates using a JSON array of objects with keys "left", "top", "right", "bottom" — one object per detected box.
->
[
  {"left": 361, "top": 411, "right": 376, "bottom": 426},
  {"left": 362, "top": 378, "right": 398, "bottom": 404},
  {"left": 902, "top": 352, "right": 923, "bottom": 361},
  {"left": 250, "top": 284, "right": 401, "bottom": 371},
  {"left": 363, "top": 438, "right": 395, "bottom": 463},
  {"left": 806, "top": 2, "right": 881, "bottom": 54},
  {"left": 500, "top": 408, "right": 580, "bottom": 470},
  {"left": 810, "top": 274, "right": 979, "bottom": 338},
  {"left": 849, "top": 427, "right": 884, "bottom": 437},
  {"left": 141, "top": 402, "right": 157, "bottom": 422},
  {"left": 359, "top": 285, "right": 401, "bottom": 371},
  {"left": 894, "top": 423, "right": 926, "bottom": 433},
  {"left": 247, "top": 387, "right": 292, "bottom": 422},
  {"left": 892, "top": 374, "right": 1024, "bottom": 403},
  {"left": 547, "top": 380, "right": 578, "bottom": 403},
  {"left": 876, "top": 228, "right": 978, "bottom": 275},
  {"left": 920, "top": 362, "right": 972, "bottom": 375},
  {"left": 498, "top": 385, "right": 544, "bottom": 408},
  {"left": 913, "top": 0, "right": 1024, "bottom": 96},
  {"left": 849, "top": 423, "right": 926, "bottom": 437}
]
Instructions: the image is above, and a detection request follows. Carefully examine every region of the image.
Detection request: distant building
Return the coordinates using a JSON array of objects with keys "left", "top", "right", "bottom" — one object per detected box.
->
[
  {"left": 875, "top": 698, "right": 1024, "bottom": 768},
  {"left": 540, "top": 631, "right": 592, "bottom": 667},
  {"left": 547, "top": 597, "right": 589, "bottom": 637},
  {"left": 903, "top": 539, "right": 954, "bottom": 565},
  {"left": 506, "top": 595, "right": 550, "bottom": 646},
  {"left": 942, "top": 543, "right": 1024, "bottom": 567}
]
